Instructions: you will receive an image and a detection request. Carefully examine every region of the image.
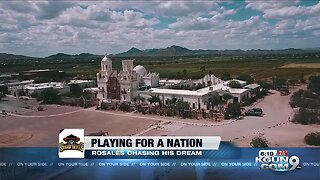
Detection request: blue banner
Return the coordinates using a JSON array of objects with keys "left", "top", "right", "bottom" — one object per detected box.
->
[{"left": 0, "top": 143, "right": 319, "bottom": 179}]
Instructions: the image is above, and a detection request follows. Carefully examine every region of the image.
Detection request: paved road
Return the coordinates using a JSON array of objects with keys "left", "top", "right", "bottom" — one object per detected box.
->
[{"left": 84, "top": 108, "right": 237, "bottom": 127}]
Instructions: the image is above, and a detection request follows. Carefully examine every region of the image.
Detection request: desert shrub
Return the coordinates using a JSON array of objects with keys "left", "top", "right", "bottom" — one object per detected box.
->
[
  {"left": 290, "top": 90, "right": 320, "bottom": 109},
  {"left": 304, "top": 132, "right": 320, "bottom": 146},
  {"left": 100, "top": 102, "right": 108, "bottom": 110},
  {"left": 31, "top": 92, "right": 38, "bottom": 98},
  {"left": 250, "top": 136, "right": 269, "bottom": 148},
  {"left": 37, "top": 89, "right": 61, "bottom": 104},
  {"left": 293, "top": 108, "right": 320, "bottom": 125},
  {"left": 37, "top": 106, "right": 44, "bottom": 111},
  {"left": 165, "top": 108, "right": 174, "bottom": 117},
  {"left": 119, "top": 103, "right": 130, "bottom": 112},
  {"left": 308, "top": 76, "right": 320, "bottom": 93}
]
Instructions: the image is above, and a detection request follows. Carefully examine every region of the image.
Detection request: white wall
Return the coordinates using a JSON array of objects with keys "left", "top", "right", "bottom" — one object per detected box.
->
[
  {"left": 230, "top": 90, "right": 251, "bottom": 103},
  {"left": 137, "top": 91, "right": 219, "bottom": 111}
]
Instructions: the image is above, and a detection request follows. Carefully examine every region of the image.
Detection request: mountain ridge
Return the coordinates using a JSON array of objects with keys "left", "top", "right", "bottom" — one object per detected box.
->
[
  {"left": 112, "top": 46, "right": 320, "bottom": 57},
  {"left": 1, "top": 46, "right": 320, "bottom": 60}
]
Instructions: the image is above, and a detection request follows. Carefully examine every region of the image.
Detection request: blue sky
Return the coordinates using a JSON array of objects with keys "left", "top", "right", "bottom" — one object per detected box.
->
[{"left": 0, "top": 1, "right": 319, "bottom": 57}]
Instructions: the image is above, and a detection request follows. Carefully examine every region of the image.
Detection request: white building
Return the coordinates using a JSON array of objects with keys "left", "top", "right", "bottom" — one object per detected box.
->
[
  {"left": 194, "top": 74, "right": 224, "bottom": 87},
  {"left": 96, "top": 55, "right": 159, "bottom": 102},
  {"left": 3, "top": 80, "right": 34, "bottom": 97},
  {"left": 24, "top": 82, "right": 70, "bottom": 96},
  {"left": 138, "top": 87, "right": 219, "bottom": 111},
  {"left": 133, "top": 65, "right": 159, "bottom": 88},
  {"left": 137, "top": 80, "right": 251, "bottom": 111},
  {"left": 68, "top": 80, "right": 96, "bottom": 89}
]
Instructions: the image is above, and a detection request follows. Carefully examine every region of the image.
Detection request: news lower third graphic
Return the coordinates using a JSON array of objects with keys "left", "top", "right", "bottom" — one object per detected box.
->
[
  {"left": 59, "top": 129, "right": 222, "bottom": 159},
  {"left": 0, "top": 129, "right": 318, "bottom": 179}
]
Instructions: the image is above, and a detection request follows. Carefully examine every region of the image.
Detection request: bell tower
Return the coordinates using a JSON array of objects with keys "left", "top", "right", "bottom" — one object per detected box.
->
[
  {"left": 101, "top": 53, "right": 112, "bottom": 72},
  {"left": 122, "top": 60, "right": 133, "bottom": 73}
]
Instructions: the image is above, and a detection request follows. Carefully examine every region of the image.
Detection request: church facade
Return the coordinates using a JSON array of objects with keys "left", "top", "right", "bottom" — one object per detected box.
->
[
  {"left": 96, "top": 55, "right": 159, "bottom": 102},
  {"left": 96, "top": 54, "right": 255, "bottom": 111}
]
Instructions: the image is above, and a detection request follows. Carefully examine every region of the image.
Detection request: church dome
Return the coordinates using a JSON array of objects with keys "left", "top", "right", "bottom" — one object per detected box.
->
[
  {"left": 133, "top": 65, "right": 147, "bottom": 76},
  {"left": 101, "top": 55, "right": 111, "bottom": 62}
]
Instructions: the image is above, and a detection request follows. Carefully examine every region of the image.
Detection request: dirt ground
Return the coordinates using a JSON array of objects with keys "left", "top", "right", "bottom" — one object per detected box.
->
[
  {"left": 280, "top": 63, "right": 320, "bottom": 68},
  {"left": 142, "top": 85, "right": 320, "bottom": 147},
  {"left": 0, "top": 105, "right": 158, "bottom": 147},
  {"left": 0, "top": 85, "right": 319, "bottom": 147}
]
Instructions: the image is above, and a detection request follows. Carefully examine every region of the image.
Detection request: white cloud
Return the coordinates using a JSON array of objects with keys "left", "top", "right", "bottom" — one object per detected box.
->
[
  {"left": 246, "top": 1, "right": 320, "bottom": 19},
  {"left": 155, "top": 1, "right": 219, "bottom": 17},
  {"left": 0, "top": 1, "right": 319, "bottom": 57}
]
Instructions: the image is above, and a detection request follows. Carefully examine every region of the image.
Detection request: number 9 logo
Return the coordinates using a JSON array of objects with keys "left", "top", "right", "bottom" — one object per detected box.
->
[{"left": 289, "top": 156, "right": 300, "bottom": 170}]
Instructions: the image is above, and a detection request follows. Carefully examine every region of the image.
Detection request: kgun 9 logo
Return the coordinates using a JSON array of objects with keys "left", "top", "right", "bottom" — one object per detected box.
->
[{"left": 256, "top": 155, "right": 301, "bottom": 171}]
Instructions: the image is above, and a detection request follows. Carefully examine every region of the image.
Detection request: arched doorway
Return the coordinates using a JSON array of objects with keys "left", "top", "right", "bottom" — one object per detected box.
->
[{"left": 107, "top": 77, "right": 120, "bottom": 100}]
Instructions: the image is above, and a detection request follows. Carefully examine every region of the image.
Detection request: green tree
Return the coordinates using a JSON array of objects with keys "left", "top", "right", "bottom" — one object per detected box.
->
[
  {"left": 148, "top": 95, "right": 162, "bottom": 114},
  {"left": 224, "top": 102, "right": 241, "bottom": 119},
  {"left": 37, "top": 88, "right": 61, "bottom": 104},
  {"left": 223, "top": 93, "right": 233, "bottom": 102},
  {"left": 182, "top": 69, "right": 187, "bottom": 78},
  {"left": 70, "top": 84, "right": 83, "bottom": 97},
  {"left": 227, "top": 80, "right": 242, "bottom": 88},
  {"left": 148, "top": 95, "right": 161, "bottom": 106},
  {"left": 272, "top": 76, "right": 286, "bottom": 89},
  {"left": 257, "top": 80, "right": 272, "bottom": 92},
  {"left": 165, "top": 97, "right": 178, "bottom": 116},
  {"left": 308, "top": 76, "right": 320, "bottom": 93},
  {"left": 176, "top": 72, "right": 181, "bottom": 78},
  {"left": 208, "top": 98, "right": 221, "bottom": 110},
  {"left": 176, "top": 99, "right": 192, "bottom": 119}
]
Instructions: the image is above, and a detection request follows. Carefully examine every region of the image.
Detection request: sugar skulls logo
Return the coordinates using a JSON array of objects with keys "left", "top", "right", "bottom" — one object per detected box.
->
[
  {"left": 58, "top": 129, "right": 85, "bottom": 158},
  {"left": 59, "top": 134, "right": 84, "bottom": 152}
]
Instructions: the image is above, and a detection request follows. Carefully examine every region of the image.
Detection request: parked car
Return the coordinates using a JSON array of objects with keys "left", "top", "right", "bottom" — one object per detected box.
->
[
  {"left": 280, "top": 90, "right": 290, "bottom": 96},
  {"left": 245, "top": 108, "right": 263, "bottom": 116}
]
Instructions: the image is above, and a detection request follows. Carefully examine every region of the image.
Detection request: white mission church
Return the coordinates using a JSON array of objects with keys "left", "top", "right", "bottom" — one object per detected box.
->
[{"left": 96, "top": 55, "right": 259, "bottom": 111}]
